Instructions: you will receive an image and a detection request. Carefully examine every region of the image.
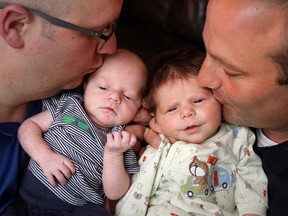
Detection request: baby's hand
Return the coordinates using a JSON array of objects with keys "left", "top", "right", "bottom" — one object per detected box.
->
[
  {"left": 105, "top": 131, "right": 137, "bottom": 156},
  {"left": 37, "top": 151, "right": 75, "bottom": 187}
]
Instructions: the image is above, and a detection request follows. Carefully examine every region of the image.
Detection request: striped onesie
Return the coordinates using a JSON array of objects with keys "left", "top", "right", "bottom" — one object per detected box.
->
[{"left": 28, "top": 92, "right": 139, "bottom": 206}]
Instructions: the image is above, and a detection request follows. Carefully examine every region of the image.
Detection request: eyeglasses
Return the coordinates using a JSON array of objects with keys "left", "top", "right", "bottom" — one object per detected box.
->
[{"left": 0, "top": 2, "right": 117, "bottom": 50}]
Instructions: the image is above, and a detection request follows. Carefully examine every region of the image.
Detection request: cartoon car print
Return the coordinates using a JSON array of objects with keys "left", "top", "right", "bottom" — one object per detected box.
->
[
  {"left": 181, "top": 176, "right": 210, "bottom": 198},
  {"left": 210, "top": 166, "right": 230, "bottom": 192}
]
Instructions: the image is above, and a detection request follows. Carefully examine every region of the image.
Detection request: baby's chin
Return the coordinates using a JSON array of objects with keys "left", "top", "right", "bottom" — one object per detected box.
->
[
  {"left": 90, "top": 118, "right": 115, "bottom": 132},
  {"left": 175, "top": 136, "right": 206, "bottom": 144}
]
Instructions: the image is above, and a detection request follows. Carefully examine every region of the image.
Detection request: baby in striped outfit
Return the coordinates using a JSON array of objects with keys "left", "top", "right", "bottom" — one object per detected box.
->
[{"left": 18, "top": 49, "right": 148, "bottom": 216}]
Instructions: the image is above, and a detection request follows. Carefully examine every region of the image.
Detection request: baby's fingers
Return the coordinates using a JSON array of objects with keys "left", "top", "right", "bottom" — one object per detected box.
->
[
  {"left": 46, "top": 173, "right": 58, "bottom": 188},
  {"left": 63, "top": 158, "right": 76, "bottom": 176},
  {"left": 42, "top": 157, "right": 75, "bottom": 187},
  {"left": 44, "top": 169, "right": 67, "bottom": 187},
  {"left": 122, "top": 131, "right": 137, "bottom": 147},
  {"left": 53, "top": 169, "right": 68, "bottom": 186}
]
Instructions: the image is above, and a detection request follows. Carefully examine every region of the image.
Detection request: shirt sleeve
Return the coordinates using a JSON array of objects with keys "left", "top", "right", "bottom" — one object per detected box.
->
[
  {"left": 42, "top": 92, "right": 83, "bottom": 121},
  {"left": 232, "top": 126, "right": 268, "bottom": 215}
]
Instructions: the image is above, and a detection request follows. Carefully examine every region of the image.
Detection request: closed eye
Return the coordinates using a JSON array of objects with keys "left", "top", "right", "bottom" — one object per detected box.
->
[
  {"left": 167, "top": 107, "right": 177, "bottom": 113},
  {"left": 194, "top": 99, "right": 203, "bottom": 104},
  {"left": 224, "top": 69, "right": 242, "bottom": 77},
  {"left": 124, "top": 94, "right": 131, "bottom": 100},
  {"left": 99, "top": 86, "right": 107, "bottom": 90}
]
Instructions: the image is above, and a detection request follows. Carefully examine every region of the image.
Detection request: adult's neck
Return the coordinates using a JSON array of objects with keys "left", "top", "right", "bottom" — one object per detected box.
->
[
  {"left": 262, "top": 128, "right": 288, "bottom": 144},
  {"left": 0, "top": 95, "right": 29, "bottom": 123},
  {"left": 0, "top": 104, "right": 29, "bottom": 123}
]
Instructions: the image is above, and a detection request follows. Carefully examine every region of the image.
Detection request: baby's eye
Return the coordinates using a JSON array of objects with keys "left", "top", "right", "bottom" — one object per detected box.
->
[
  {"left": 167, "top": 107, "right": 177, "bottom": 113},
  {"left": 124, "top": 94, "right": 131, "bottom": 100},
  {"left": 193, "top": 99, "right": 203, "bottom": 104},
  {"left": 99, "top": 86, "right": 107, "bottom": 90}
]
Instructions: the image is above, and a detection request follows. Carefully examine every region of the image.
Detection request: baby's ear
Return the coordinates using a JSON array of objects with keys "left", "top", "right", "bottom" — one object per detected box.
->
[{"left": 0, "top": 4, "right": 33, "bottom": 48}]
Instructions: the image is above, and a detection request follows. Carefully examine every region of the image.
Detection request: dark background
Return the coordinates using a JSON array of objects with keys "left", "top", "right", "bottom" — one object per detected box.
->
[{"left": 116, "top": 0, "right": 208, "bottom": 72}]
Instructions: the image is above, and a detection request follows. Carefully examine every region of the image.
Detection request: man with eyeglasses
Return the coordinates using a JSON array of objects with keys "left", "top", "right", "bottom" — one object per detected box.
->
[{"left": 0, "top": 0, "right": 123, "bottom": 215}]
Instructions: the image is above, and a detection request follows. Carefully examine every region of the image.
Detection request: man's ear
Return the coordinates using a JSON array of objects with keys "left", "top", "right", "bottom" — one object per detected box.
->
[{"left": 0, "top": 4, "right": 33, "bottom": 48}]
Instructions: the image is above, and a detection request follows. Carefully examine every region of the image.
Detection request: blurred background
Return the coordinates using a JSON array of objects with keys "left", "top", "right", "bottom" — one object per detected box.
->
[{"left": 116, "top": 0, "right": 208, "bottom": 71}]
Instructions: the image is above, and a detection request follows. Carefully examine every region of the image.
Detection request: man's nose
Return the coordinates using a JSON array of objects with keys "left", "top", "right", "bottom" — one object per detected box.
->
[{"left": 198, "top": 57, "right": 222, "bottom": 90}]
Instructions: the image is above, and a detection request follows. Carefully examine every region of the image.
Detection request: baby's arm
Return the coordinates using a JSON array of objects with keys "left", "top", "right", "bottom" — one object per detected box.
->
[
  {"left": 18, "top": 110, "right": 75, "bottom": 187},
  {"left": 103, "top": 131, "right": 137, "bottom": 200}
]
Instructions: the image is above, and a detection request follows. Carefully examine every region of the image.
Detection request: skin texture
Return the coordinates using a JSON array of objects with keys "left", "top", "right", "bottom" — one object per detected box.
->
[
  {"left": 197, "top": 0, "right": 288, "bottom": 143},
  {"left": 84, "top": 50, "right": 147, "bottom": 131},
  {"left": 153, "top": 75, "right": 222, "bottom": 144},
  {"left": 0, "top": 0, "right": 123, "bottom": 122}
]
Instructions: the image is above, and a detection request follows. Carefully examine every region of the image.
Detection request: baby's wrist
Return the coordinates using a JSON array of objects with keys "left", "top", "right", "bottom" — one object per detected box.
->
[{"left": 104, "top": 149, "right": 124, "bottom": 158}]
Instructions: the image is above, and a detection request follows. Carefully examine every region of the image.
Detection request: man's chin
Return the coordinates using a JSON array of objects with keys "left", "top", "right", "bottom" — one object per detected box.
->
[
  {"left": 223, "top": 111, "right": 250, "bottom": 127},
  {"left": 222, "top": 109, "right": 238, "bottom": 125},
  {"left": 62, "top": 80, "right": 84, "bottom": 91}
]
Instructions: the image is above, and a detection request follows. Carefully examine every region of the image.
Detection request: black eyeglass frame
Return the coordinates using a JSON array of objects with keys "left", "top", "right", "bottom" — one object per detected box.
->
[{"left": 0, "top": 2, "right": 117, "bottom": 47}]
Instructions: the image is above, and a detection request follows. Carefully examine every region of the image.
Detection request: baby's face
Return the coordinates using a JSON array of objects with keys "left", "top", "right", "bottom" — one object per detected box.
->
[
  {"left": 154, "top": 76, "right": 222, "bottom": 143},
  {"left": 83, "top": 60, "right": 146, "bottom": 131}
]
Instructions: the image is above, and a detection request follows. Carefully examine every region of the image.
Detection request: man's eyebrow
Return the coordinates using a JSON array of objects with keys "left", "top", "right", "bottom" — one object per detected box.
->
[
  {"left": 92, "top": 17, "right": 119, "bottom": 30},
  {"left": 208, "top": 52, "right": 248, "bottom": 74},
  {"left": 202, "top": 29, "right": 247, "bottom": 74}
]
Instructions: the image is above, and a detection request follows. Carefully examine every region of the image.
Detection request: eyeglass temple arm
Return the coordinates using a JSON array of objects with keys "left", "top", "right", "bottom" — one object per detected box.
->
[{"left": 0, "top": 2, "right": 105, "bottom": 38}]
